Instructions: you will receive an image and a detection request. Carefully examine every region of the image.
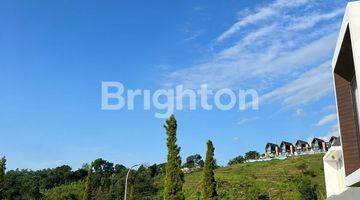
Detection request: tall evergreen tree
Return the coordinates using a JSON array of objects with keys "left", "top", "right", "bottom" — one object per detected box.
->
[
  {"left": 0, "top": 157, "right": 6, "bottom": 199},
  {"left": 83, "top": 169, "right": 92, "bottom": 200},
  {"left": 201, "top": 140, "right": 217, "bottom": 200},
  {"left": 163, "top": 115, "right": 184, "bottom": 200}
]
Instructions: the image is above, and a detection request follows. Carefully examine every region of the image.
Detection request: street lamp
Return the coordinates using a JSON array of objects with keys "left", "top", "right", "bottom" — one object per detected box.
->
[{"left": 124, "top": 164, "right": 141, "bottom": 200}]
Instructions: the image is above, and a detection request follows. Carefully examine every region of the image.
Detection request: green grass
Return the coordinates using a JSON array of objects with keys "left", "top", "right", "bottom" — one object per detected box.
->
[
  {"left": 183, "top": 154, "right": 326, "bottom": 200},
  {"left": 44, "top": 154, "right": 326, "bottom": 199}
]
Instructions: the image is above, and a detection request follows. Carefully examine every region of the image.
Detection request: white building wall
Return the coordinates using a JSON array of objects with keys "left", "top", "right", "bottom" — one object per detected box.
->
[
  {"left": 323, "top": 146, "right": 347, "bottom": 198},
  {"left": 324, "top": 159, "right": 346, "bottom": 197}
]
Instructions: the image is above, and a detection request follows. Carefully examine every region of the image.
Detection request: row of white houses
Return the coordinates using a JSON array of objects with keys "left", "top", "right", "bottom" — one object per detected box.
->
[{"left": 264, "top": 136, "right": 340, "bottom": 157}]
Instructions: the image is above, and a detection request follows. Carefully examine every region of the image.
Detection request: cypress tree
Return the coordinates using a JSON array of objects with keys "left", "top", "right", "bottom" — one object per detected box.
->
[
  {"left": 0, "top": 157, "right": 6, "bottom": 199},
  {"left": 201, "top": 140, "right": 217, "bottom": 200},
  {"left": 83, "top": 169, "right": 92, "bottom": 200},
  {"left": 163, "top": 115, "right": 184, "bottom": 200}
]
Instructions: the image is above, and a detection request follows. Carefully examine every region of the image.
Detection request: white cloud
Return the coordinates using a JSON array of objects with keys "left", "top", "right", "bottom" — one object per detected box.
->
[
  {"left": 316, "top": 113, "right": 338, "bottom": 126},
  {"left": 260, "top": 61, "right": 333, "bottom": 108},
  {"left": 294, "top": 108, "right": 304, "bottom": 117},
  {"left": 182, "top": 30, "right": 203, "bottom": 42},
  {"left": 163, "top": 0, "right": 345, "bottom": 111},
  {"left": 216, "top": 24, "right": 278, "bottom": 59},
  {"left": 251, "top": 33, "right": 337, "bottom": 76},
  {"left": 165, "top": 33, "right": 337, "bottom": 91},
  {"left": 216, "top": 0, "right": 310, "bottom": 42},
  {"left": 287, "top": 9, "right": 343, "bottom": 31},
  {"left": 323, "top": 104, "right": 336, "bottom": 112},
  {"left": 237, "top": 117, "right": 259, "bottom": 125}
]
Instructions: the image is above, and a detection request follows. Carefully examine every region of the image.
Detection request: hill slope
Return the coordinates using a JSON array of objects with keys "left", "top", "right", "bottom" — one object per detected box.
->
[
  {"left": 183, "top": 154, "right": 326, "bottom": 200},
  {"left": 42, "top": 154, "right": 326, "bottom": 199}
]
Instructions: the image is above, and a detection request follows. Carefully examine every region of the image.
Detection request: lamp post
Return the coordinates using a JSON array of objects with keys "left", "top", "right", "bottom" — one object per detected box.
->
[{"left": 124, "top": 164, "right": 140, "bottom": 200}]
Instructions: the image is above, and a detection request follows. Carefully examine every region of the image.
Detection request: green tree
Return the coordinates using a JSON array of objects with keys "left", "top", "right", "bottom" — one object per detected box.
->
[
  {"left": 201, "top": 140, "right": 217, "bottom": 200},
  {"left": 0, "top": 157, "right": 6, "bottom": 199},
  {"left": 184, "top": 154, "right": 204, "bottom": 169},
  {"left": 43, "top": 182, "right": 82, "bottom": 200},
  {"left": 244, "top": 151, "right": 260, "bottom": 160},
  {"left": 228, "top": 155, "right": 245, "bottom": 166},
  {"left": 83, "top": 170, "right": 92, "bottom": 200},
  {"left": 129, "top": 165, "right": 158, "bottom": 199},
  {"left": 163, "top": 115, "right": 184, "bottom": 200}
]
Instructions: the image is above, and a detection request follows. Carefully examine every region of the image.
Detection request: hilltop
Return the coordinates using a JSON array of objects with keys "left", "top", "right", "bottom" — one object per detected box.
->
[{"left": 181, "top": 153, "right": 325, "bottom": 199}]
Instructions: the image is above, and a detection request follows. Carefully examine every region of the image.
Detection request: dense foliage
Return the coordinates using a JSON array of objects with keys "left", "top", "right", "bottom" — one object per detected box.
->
[
  {"left": 82, "top": 169, "right": 91, "bottom": 200},
  {"left": 0, "top": 157, "right": 6, "bottom": 199},
  {"left": 163, "top": 115, "right": 185, "bottom": 200},
  {"left": 200, "top": 141, "right": 217, "bottom": 200},
  {"left": 227, "top": 155, "right": 245, "bottom": 166},
  {"left": 244, "top": 151, "right": 260, "bottom": 160},
  {"left": 3, "top": 164, "right": 87, "bottom": 199},
  {"left": 0, "top": 158, "right": 162, "bottom": 200},
  {"left": 43, "top": 182, "right": 82, "bottom": 200},
  {"left": 183, "top": 154, "right": 204, "bottom": 169}
]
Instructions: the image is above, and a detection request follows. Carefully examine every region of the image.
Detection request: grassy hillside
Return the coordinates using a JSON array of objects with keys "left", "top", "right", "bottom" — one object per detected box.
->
[
  {"left": 183, "top": 154, "right": 326, "bottom": 200},
  {"left": 43, "top": 154, "right": 325, "bottom": 199}
]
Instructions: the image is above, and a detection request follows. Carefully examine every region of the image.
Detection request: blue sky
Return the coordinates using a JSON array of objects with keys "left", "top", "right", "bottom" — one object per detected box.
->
[{"left": 0, "top": 0, "right": 348, "bottom": 170}]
